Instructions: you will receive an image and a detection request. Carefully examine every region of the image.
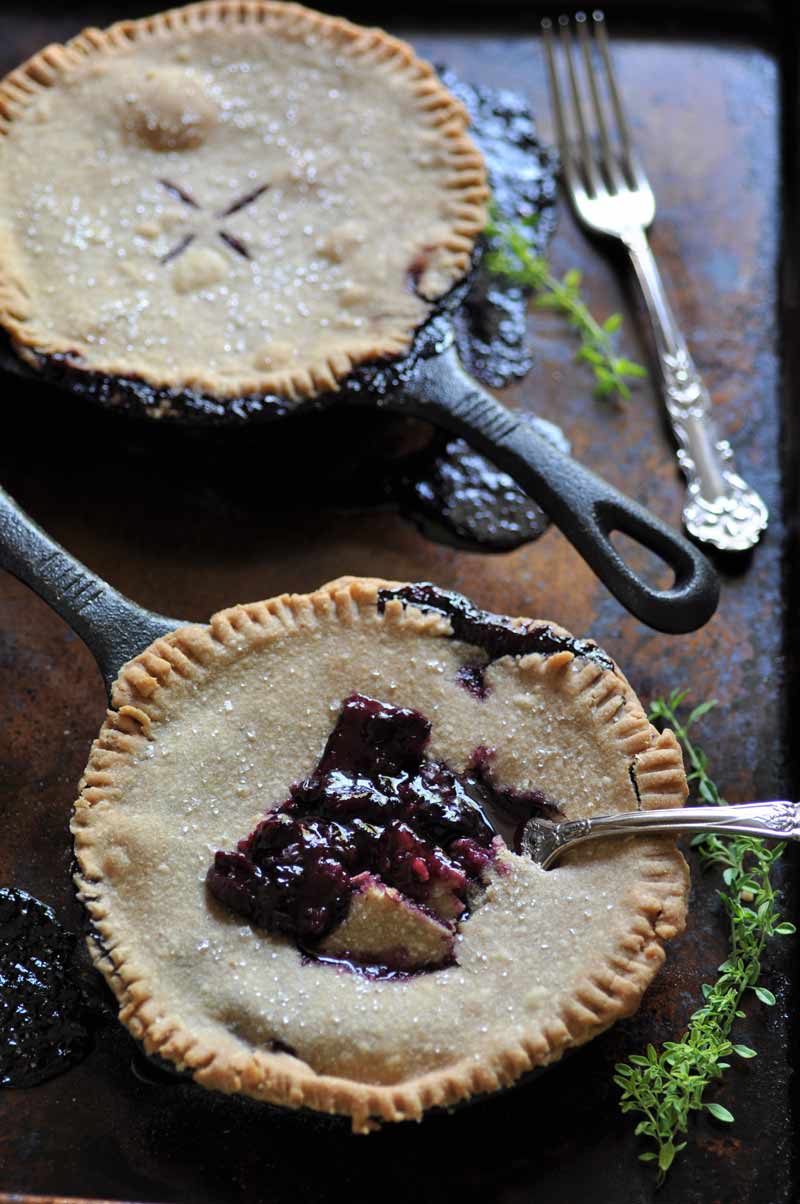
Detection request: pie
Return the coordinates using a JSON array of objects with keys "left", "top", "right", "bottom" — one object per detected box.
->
[
  {"left": 0, "top": 2, "right": 487, "bottom": 403},
  {"left": 72, "top": 577, "right": 689, "bottom": 1131}
]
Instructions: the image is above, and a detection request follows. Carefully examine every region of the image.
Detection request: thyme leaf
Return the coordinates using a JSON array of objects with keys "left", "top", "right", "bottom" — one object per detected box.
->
[
  {"left": 484, "top": 204, "right": 647, "bottom": 402},
  {"left": 614, "top": 690, "right": 793, "bottom": 1185}
]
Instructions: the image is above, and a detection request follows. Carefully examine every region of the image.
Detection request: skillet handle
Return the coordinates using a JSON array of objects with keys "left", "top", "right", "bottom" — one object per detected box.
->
[
  {"left": 0, "top": 484, "right": 178, "bottom": 695},
  {"left": 397, "top": 346, "right": 719, "bottom": 633}
]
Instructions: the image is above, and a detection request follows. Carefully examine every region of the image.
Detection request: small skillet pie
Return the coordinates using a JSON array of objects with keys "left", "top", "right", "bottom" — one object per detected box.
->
[
  {"left": 72, "top": 577, "right": 689, "bottom": 1131},
  {"left": 0, "top": 2, "right": 487, "bottom": 403}
]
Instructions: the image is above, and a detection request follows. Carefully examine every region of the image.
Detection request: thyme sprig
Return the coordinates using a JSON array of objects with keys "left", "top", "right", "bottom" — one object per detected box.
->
[
  {"left": 484, "top": 206, "right": 646, "bottom": 402},
  {"left": 614, "top": 690, "right": 794, "bottom": 1184}
]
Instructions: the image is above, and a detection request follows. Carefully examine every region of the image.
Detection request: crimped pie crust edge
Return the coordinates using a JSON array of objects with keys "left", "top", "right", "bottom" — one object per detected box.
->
[
  {"left": 72, "top": 576, "right": 689, "bottom": 1132},
  {"left": 0, "top": 1, "right": 488, "bottom": 402}
]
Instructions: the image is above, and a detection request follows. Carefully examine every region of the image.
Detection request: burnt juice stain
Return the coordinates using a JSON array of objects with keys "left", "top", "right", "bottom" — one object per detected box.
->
[{"left": 0, "top": 887, "right": 93, "bottom": 1087}]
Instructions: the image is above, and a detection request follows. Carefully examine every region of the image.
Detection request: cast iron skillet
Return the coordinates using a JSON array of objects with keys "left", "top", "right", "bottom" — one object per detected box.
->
[
  {"left": 1, "top": 486, "right": 583, "bottom": 1120},
  {"left": 0, "top": 258, "right": 719, "bottom": 634},
  {"left": 0, "top": 486, "right": 178, "bottom": 691},
  {"left": 0, "top": 489, "right": 677, "bottom": 1113}
]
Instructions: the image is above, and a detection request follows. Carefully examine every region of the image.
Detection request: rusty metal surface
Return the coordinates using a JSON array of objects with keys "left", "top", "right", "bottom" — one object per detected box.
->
[{"left": 0, "top": 5, "right": 794, "bottom": 1204}]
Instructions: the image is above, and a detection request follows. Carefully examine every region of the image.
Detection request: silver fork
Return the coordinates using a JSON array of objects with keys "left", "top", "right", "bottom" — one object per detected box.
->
[
  {"left": 541, "top": 12, "right": 768, "bottom": 553},
  {"left": 522, "top": 799, "right": 800, "bottom": 869}
]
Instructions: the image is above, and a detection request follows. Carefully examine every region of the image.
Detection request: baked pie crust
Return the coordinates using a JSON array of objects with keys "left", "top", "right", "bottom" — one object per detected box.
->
[
  {"left": 72, "top": 577, "right": 689, "bottom": 1131},
  {"left": 0, "top": 3, "right": 487, "bottom": 401}
]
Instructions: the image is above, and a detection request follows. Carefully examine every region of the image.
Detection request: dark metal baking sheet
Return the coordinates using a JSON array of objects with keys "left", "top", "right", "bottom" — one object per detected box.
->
[{"left": 0, "top": 3, "right": 796, "bottom": 1203}]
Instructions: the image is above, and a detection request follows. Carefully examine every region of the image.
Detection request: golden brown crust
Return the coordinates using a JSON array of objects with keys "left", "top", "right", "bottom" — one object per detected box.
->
[
  {"left": 0, "top": 3, "right": 488, "bottom": 402},
  {"left": 72, "top": 576, "right": 688, "bottom": 1132}
]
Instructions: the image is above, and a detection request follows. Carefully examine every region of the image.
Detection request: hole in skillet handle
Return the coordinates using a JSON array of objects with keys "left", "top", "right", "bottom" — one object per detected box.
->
[
  {"left": 590, "top": 497, "right": 720, "bottom": 633},
  {"left": 608, "top": 531, "right": 673, "bottom": 593},
  {"left": 391, "top": 346, "right": 720, "bottom": 635},
  {"left": 504, "top": 429, "right": 721, "bottom": 634}
]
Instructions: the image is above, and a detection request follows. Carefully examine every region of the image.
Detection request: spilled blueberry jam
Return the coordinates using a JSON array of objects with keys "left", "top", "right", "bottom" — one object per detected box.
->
[
  {"left": 441, "top": 70, "right": 558, "bottom": 389},
  {"left": 207, "top": 694, "right": 561, "bottom": 973},
  {"left": 388, "top": 412, "right": 569, "bottom": 554},
  {"left": 378, "top": 583, "right": 614, "bottom": 699},
  {"left": 0, "top": 888, "right": 92, "bottom": 1087}
]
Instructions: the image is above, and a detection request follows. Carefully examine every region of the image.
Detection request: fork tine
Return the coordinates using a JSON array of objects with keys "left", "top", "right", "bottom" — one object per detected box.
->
[
  {"left": 557, "top": 15, "right": 603, "bottom": 197},
  {"left": 575, "top": 12, "right": 625, "bottom": 194},
  {"left": 540, "top": 23, "right": 568, "bottom": 160},
  {"left": 541, "top": 18, "right": 582, "bottom": 198},
  {"left": 592, "top": 11, "right": 641, "bottom": 191}
]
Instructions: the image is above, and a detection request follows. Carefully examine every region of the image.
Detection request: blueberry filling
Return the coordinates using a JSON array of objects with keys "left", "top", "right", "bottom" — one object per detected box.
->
[
  {"left": 208, "top": 695, "right": 495, "bottom": 945},
  {"left": 456, "top": 661, "right": 489, "bottom": 700},
  {"left": 377, "top": 583, "right": 613, "bottom": 698},
  {"left": 208, "top": 694, "right": 558, "bottom": 971}
]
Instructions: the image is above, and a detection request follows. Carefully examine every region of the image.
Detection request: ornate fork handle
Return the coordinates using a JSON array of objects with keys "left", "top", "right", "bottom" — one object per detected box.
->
[
  {"left": 526, "top": 800, "right": 799, "bottom": 869},
  {"left": 621, "top": 226, "right": 768, "bottom": 552}
]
